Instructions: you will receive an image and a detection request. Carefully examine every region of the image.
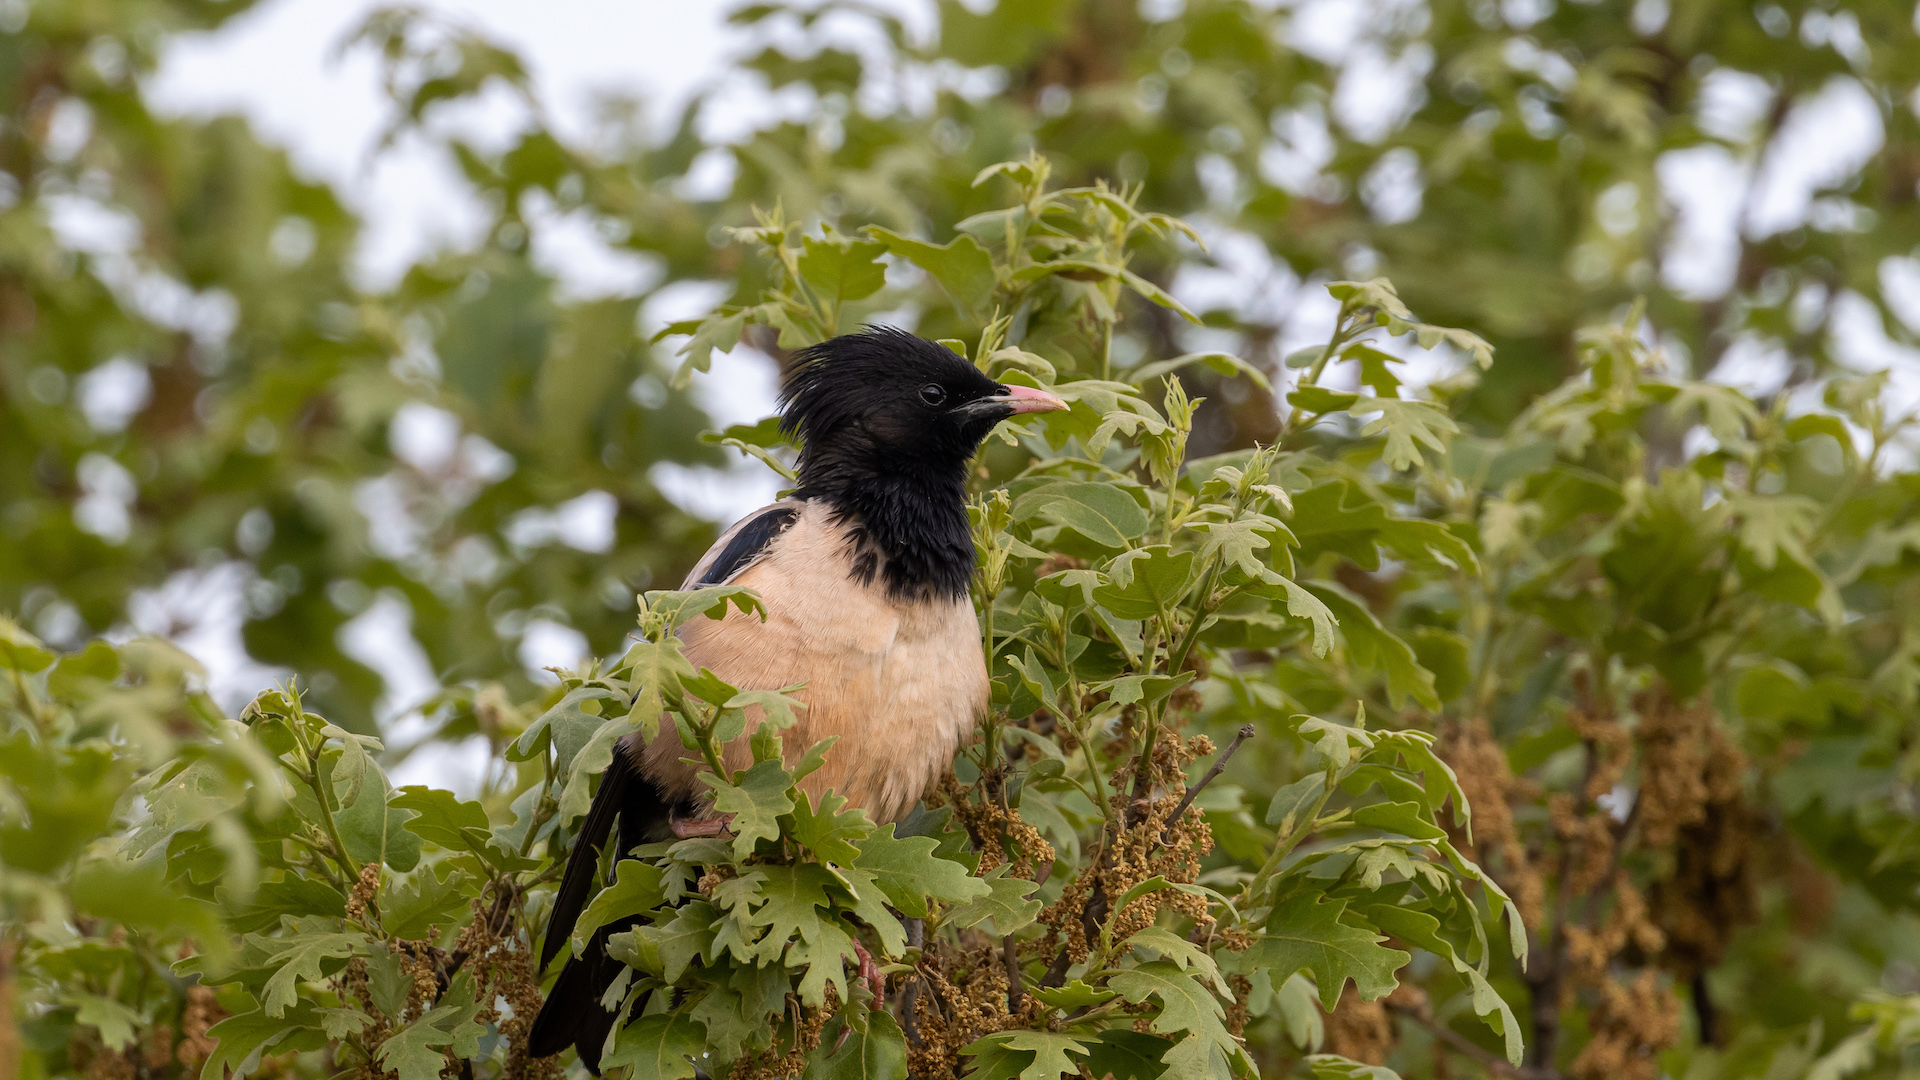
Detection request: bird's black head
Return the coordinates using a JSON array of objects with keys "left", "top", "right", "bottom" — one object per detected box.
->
[
  {"left": 779, "top": 325, "right": 1064, "bottom": 476},
  {"left": 777, "top": 325, "right": 1065, "bottom": 599}
]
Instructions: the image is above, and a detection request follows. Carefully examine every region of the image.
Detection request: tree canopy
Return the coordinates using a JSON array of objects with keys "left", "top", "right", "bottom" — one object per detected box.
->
[{"left": 6, "top": 2, "right": 1920, "bottom": 1079}]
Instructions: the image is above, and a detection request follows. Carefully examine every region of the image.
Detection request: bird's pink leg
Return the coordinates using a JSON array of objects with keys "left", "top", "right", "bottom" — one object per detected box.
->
[
  {"left": 853, "top": 939, "right": 884, "bottom": 1003},
  {"left": 667, "top": 812, "right": 735, "bottom": 839},
  {"left": 833, "top": 940, "right": 886, "bottom": 1051}
]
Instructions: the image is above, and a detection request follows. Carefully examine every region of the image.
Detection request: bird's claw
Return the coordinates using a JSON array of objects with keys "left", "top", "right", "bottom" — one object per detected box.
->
[
  {"left": 832, "top": 941, "right": 885, "bottom": 1053},
  {"left": 853, "top": 939, "right": 883, "bottom": 1003},
  {"left": 667, "top": 813, "right": 735, "bottom": 839}
]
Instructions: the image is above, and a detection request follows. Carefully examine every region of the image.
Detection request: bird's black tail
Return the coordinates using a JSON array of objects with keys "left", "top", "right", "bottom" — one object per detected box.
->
[{"left": 527, "top": 742, "right": 676, "bottom": 1073}]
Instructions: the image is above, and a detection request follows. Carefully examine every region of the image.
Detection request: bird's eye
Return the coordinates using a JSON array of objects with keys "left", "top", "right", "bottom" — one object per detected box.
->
[{"left": 919, "top": 383, "right": 947, "bottom": 406}]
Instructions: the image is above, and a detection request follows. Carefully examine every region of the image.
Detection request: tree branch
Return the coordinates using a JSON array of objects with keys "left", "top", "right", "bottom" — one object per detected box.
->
[
  {"left": 1388, "top": 1001, "right": 1557, "bottom": 1080},
  {"left": 1160, "top": 723, "right": 1255, "bottom": 845}
]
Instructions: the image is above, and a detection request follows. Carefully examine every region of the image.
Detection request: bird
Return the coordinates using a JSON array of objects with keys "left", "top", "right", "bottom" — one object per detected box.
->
[{"left": 527, "top": 325, "right": 1067, "bottom": 1071}]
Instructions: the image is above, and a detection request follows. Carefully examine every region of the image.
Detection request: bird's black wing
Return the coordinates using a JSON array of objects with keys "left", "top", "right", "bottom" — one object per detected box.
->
[
  {"left": 687, "top": 501, "right": 801, "bottom": 587},
  {"left": 528, "top": 744, "right": 676, "bottom": 1069},
  {"left": 529, "top": 499, "right": 804, "bottom": 1070}
]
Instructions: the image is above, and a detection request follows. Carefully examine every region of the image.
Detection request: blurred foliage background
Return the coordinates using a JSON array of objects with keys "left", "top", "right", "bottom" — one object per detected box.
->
[{"left": 5, "top": 0, "right": 1920, "bottom": 1077}]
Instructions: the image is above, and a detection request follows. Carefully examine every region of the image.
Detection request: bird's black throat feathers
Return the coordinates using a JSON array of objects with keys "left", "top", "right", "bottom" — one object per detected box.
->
[{"left": 779, "top": 326, "right": 1011, "bottom": 602}]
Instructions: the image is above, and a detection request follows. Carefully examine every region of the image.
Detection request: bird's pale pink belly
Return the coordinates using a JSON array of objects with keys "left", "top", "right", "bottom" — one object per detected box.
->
[{"left": 637, "top": 505, "right": 986, "bottom": 824}]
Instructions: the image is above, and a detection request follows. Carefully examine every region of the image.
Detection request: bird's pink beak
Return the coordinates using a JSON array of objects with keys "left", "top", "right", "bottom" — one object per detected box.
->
[{"left": 997, "top": 384, "right": 1069, "bottom": 414}]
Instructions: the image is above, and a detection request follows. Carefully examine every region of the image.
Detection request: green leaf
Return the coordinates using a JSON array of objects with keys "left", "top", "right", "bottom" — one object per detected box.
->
[
  {"left": 375, "top": 998, "right": 485, "bottom": 1080},
  {"left": 257, "top": 918, "right": 367, "bottom": 1017},
  {"left": 865, "top": 227, "right": 996, "bottom": 314},
  {"left": 62, "top": 993, "right": 141, "bottom": 1051},
  {"left": 47, "top": 639, "right": 120, "bottom": 698},
  {"left": 509, "top": 685, "right": 619, "bottom": 769},
  {"left": 1350, "top": 800, "right": 1448, "bottom": 841},
  {"left": 1307, "top": 1054, "right": 1404, "bottom": 1080},
  {"left": 1370, "top": 730, "right": 1473, "bottom": 843},
  {"left": 829, "top": 863, "right": 911, "bottom": 958},
  {"left": 632, "top": 901, "right": 718, "bottom": 984},
  {"left": 574, "top": 860, "right": 667, "bottom": 955},
  {"left": 1119, "top": 267, "right": 1201, "bottom": 324},
  {"left": 1352, "top": 397, "right": 1458, "bottom": 471},
  {"left": 364, "top": 950, "right": 412, "bottom": 1018},
  {"left": 602, "top": 1013, "right": 707, "bottom": 1080},
  {"left": 379, "top": 864, "right": 468, "bottom": 940},
  {"left": 71, "top": 856, "right": 227, "bottom": 948},
  {"left": 0, "top": 617, "right": 54, "bottom": 672},
  {"left": 316, "top": 1008, "right": 374, "bottom": 1040},
  {"left": 803, "top": 1010, "right": 909, "bottom": 1080},
  {"left": 1346, "top": 344, "right": 1405, "bottom": 398},
  {"left": 944, "top": 865, "right": 1042, "bottom": 935},
  {"left": 640, "top": 586, "right": 768, "bottom": 631},
  {"left": 1249, "top": 892, "right": 1409, "bottom": 1011},
  {"left": 198, "top": 1004, "right": 320, "bottom": 1080},
  {"left": 667, "top": 307, "right": 749, "bottom": 388},
  {"left": 1029, "top": 980, "right": 1117, "bottom": 1010},
  {"left": 788, "top": 917, "right": 861, "bottom": 1007},
  {"left": 852, "top": 825, "right": 990, "bottom": 917},
  {"left": 1248, "top": 572, "right": 1336, "bottom": 657},
  {"left": 799, "top": 235, "right": 889, "bottom": 310},
  {"left": 1287, "top": 386, "right": 1360, "bottom": 414},
  {"left": 962, "top": 1030, "right": 1090, "bottom": 1080},
  {"left": 391, "top": 787, "right": 493, "bottom": 856},
  {"left": 1361, "top": 904, "right": 1522, "bottom": 1065},
  {"left": 228, "top": 876, "right": 348, "bottom": 935},
  {"left": 1305, "top": 584, "right": 1438, "bottom": 710},
  {"left": 787, "top": 788, "right": 876, "bottom": 864},
  {"left": 621, "top": 637, "right": 699, "bottom": 744},
  {"left": 1094, "top": 546, "right": 1195, "bottom": 619},
  {"left": 1129, "top": 351, "right": 1272, "bottom": 392},
  {"left": 1108, "top": 961, "right": 1254, "bottom": 1078},
  {"left": 724, "top": 686, "right": 808, "bottom": 734},
  {"left": 1265, "top": 773, "right": 1329, "bottom": 834},
  {"left": 1013, "top": 481, "right": 1150, "bottom": 548},
  {"left": 1079, "top": 1030, "right": 1173, "bottom": 1080},
  {"left": 703, "top": 758, "right": 796, "bottom": 858},
  {"left": 747, "top": 862, "right": 832, "bottom": 963},
  {"left": 1128, "top": 925, "right": 1233, "bottom": 997},
  {"left": 333, "top": 768, "right": 423, "bottom": 873},
  {"left": 1193, "top": 517, "right": 1293, "bottom": 582}
]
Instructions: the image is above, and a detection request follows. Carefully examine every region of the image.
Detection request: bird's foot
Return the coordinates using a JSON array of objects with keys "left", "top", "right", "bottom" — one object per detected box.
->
[
  {"left": 853, "top": 939, "right": 884, "bottom": 1003},
  {"left": 833, "top": 940, "right": 885, "bottom": 1052},
  {"left": 667, "top": 813, "right": 735, "bottom": 839}
]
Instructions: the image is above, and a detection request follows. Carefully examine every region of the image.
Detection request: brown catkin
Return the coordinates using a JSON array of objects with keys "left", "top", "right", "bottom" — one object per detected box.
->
[
  {"left": 175, "top": 985, "right": 225, "bottom": 1070},
  {"left": 1322, "top": 995, "right": 1392, "bottom": 1066},
  {"left": 1437, "top": 717, "right": 1545, "bottom": 928},
  {"left": 347, "top": 861, "right": 382, "bottom": 923},
  {"left": 1642, "top": 697, "right": 1759, "bottom": 976},
  {"left": 1568, "top": 971, "right": 1680, "bottom": 1080}
]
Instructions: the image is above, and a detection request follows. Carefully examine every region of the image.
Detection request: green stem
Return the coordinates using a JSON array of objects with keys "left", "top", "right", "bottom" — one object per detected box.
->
[
  {"left": 1166, "top": 570, "right": 1230, "bottom": 680},
  {"left": 1277, "top": 300, "right": 1361, "bottom": 440},
  {"left": 292, "top": 719, "right": 360, "bottom": 881},
  {"left": 687, "top": 703, "right": 733, "bottom": 783},
  {"left": 517, "top": 763, "right": 557, "bottom": 861},
  {"left": 1237, "top": 778, "right": 1338, "bottom": 917}
]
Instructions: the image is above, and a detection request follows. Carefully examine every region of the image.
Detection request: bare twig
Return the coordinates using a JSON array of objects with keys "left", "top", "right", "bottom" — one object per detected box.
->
[
  {"left": 1387, "top": 1000, "right": 1556, "bottom": 1080},
  {"left": 1002, "top": 934, "right": 1024, "bottom": 1013},
  {"left": 1160, "top": 724, "right": 1256, "bottom": 845},
  {"left": 897, "top": 918, "right": 924, "bottom": 1047}
]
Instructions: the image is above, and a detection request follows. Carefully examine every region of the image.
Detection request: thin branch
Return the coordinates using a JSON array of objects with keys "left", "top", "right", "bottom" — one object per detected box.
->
[
  {"left": 1160, "top": 724, "right": 1256, "bottom": 845},
  {"left": 1387, "top": 1001, "right": 1556, "bottom": 1080},
  {"left": 1002, "top": 934, "right": 1024, "bottom": 1013},
  {"left": 898, "top": 918, "right": 924, "bottom": 1047}
]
